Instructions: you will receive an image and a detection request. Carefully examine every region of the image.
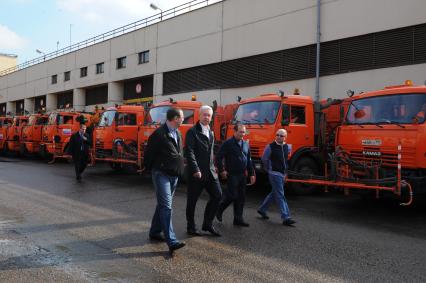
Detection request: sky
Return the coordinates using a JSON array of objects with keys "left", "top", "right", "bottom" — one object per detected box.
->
[{"left": 0, "top": 0, "right": 220, "bottom": 64}]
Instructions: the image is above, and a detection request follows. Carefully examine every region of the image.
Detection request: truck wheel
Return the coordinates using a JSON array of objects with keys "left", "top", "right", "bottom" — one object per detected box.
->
[{"left": 289, "top": 157, "right": 320, "bottom": 195}]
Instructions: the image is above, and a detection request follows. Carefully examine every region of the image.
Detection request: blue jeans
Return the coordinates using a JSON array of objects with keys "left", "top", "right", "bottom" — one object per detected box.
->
[
  {"left": 258, "top": 173, "right": 291, "bottom": 220},
  {"left": 149, "top": 170, "right": 179, "bottom": 247}
]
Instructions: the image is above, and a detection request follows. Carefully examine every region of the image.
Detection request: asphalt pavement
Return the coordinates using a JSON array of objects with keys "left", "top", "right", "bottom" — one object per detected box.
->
[{"left": 0, "top": 156, "right": 426, "bottom": 282}]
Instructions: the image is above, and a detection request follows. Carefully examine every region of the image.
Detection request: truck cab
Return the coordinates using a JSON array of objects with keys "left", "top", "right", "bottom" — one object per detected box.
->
[
  {"left": 226, "top": 93, "right": 316, "bottom": 173},
  {"left": 0, "top": 117, "right": 13, "bottom": 152},
  {"left": 335, "top": 81, "right": 426, "bottom": 191},
  {"left": 5, "top": 116, "right": 29, "bottom": 153},
  {"left": 21, "top": 113, "right": 49, "bottom": 155},
  {"left": 94, "top": 105, "right": 145, "bottom": 164},
  {"left": 40, "top": 111, "right": 92, "bottom": 160}
]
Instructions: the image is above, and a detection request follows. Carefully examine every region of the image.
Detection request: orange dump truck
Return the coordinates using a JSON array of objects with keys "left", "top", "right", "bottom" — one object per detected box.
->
[
  {"left": 226, "top": 93, "right": 325, "bottom": 175},
  {"left": 138, "top": 98, "right": 235, "bottom": 171},
  {"left": 40, "top": 111, "right": 93, "bottom": 161},
  {"left": 4, "top": 116, "right": 29, "bottom": 154},
  {"left": 0, "top": 116, "right": 13, "bottom": 153},
  {"left": 335, "top": 81, "right": 426, "bottom": 198},
  {"left": 20, "top": 113, "right": 49, "bottom": 155},
  {"left": 94, "top": 105, "right": 145, "bottom": 169}
]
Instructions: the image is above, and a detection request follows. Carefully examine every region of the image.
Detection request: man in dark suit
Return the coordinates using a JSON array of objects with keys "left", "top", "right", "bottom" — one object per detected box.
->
[
  {"left": 144, "top": 107, "right": 186, "bottom": 254},
  {"left": 216, "top": 124, "right": 256, "bottom": 227},
  {"left": 67, "top": 122, "right": 91, "bottom": 181},
  {"left": 185, "top": 105, "right": 222, "bottom": 237}
]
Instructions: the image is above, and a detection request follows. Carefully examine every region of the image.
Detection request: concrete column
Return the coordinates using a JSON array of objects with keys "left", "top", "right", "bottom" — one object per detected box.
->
[
  {"left": 46, "top": 93, "right": 57, "bottom": 112},
  {"left": 73, "top": 88, "right": 86, "bottom": 111},
  {"left": 6, "top": 101, "right": 14, "bottom": 115},
  {"left": 153, "top": 73, "right": 163, "bottom": 103},
  {"left": 108, "top": 82, "right": 123, "bottom": 106},
  {"left": 24, "top": 98, "right": 34, "bottom": 114}
]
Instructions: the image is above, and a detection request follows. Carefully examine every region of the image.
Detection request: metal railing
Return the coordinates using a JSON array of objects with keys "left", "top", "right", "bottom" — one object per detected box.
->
[{"left": 0, "top": 0, "right": 222, "bottom": 77}]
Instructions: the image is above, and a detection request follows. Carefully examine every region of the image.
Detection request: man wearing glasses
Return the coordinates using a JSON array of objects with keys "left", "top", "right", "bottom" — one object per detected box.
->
[{"left": 257, "top": 129, "right": 296, "bottom": 226}]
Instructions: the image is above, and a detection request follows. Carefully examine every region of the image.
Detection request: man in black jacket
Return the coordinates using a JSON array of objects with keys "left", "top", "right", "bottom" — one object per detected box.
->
[
  {"left": 67, "top": 123, "right": 91, "bottom": 181},
  {"left": 216, "top": 124, "right": 256, "bottom": 227},
  {"left": 144, "top": 107, "right": 186, "bottom": 254},
  {"left": 185, "top": 105, "right": 222, "bottom": 237}
]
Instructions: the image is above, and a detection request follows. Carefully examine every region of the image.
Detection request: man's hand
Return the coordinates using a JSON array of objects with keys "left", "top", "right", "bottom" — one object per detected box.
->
[
  {"left": 193, "top": 171, "right": 202, "bottom": 179},
  {"left": 248, "top": 175, "right": 256, "bottom": 186},
  {"left": 220, "top": 171, "right": 228, "bottom": 179}
]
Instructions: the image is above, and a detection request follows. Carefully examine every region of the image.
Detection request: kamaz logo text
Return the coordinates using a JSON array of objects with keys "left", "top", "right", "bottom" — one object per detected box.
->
[{"left": 362, "top": 151, "right": 381, "bottom": 157}]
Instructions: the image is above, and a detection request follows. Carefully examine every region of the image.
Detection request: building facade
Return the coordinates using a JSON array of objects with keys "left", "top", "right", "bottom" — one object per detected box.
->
[
  {"left": 0, "top": 53, "right": 17, "bottom": 73},
  {"left": 1, "top": 0, "right": 426, "bottom": 116}
]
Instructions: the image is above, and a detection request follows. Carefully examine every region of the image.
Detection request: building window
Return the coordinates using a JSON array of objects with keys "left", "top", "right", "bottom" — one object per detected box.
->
[
  {"left": 51, "top": 75, "right": 57, "bottom": 84},
  {"left": 80, "top": 67, "right": 87, "bottom": 77},
  {"left": 138, "top": 50, "right": 149, "bottom": 64},
  {"left": 117, "top": 57, "right": 126, "bottom": 69},
  {"left": 64, "top": 71, "right": 70, "bottom": 81},
  {"left": 96, "top": 62, "right": 104, "bottom": 74}
]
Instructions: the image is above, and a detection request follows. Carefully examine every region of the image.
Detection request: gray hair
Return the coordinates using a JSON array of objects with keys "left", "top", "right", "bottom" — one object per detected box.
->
[
  {"left": 199, "top": 105, "right": 213, "bottom": 115},
  {"left": 276, "top": 129, "right": 287, "bottom": 136}
]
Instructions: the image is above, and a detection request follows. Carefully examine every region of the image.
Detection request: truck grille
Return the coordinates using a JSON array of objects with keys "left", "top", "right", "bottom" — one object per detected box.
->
[{"left": 349, "top": 147, "right": 416, "bottom": 168}]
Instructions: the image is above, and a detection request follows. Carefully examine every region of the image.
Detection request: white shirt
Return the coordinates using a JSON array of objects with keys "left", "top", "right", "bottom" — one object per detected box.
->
[{"left": 200, "top": 123, "right": 210, "bottom": 139}]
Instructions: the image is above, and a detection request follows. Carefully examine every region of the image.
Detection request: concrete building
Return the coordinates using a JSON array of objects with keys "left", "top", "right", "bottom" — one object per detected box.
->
[
  {"left": 1, "top": 0, "right": 426, "bottom": 116},
  {"left": 0, "top": 53, "right": 17, "bottom": 73}
]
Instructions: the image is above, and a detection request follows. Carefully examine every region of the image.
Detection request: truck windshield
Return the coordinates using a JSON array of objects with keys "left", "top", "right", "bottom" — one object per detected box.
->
[
  {"left": 233, "top": 101, "right": 280, "bottom": 124},
  {"left": 144, "top": 106, "right": 170, "bottom": 125},
  {"left": 144, "top": 106, "right": 195, "bottom": 125},
  {"left": 99, "top": 110, "right": 116, "bottom": 127},
  {"left": 346, "top": 93, "right": 426, "bottom": 125}
]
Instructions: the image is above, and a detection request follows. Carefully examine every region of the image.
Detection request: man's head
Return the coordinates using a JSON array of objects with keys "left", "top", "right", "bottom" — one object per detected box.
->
[
  {"left": 166, "top": 107, "right": 184, "bottom": 129},
  {"left": 199, "top": 105, "right": 213, "bottom": 126},
  {"left": 79, "top": 124, "right": 87, "bottom": 134},
  {"left": 233, "top": 124, "right": 246, "bottom": 141},
  {"left": 249, "top": 109, "right": 259, "bottom": 119},
  {"left": 275, "top": 129, "right": 287, "bottom": 144}
]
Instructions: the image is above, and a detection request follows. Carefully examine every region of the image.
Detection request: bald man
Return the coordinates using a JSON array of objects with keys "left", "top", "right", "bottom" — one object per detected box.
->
[{"left": 257, "top": 129, "right": 296, "bottom": 226}]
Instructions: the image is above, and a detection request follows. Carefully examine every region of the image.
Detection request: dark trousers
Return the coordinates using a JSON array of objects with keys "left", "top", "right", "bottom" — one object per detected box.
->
[
  {"left": 73, "top": 154, "right": 88, "bottom": 179},
  {"left": 218, "top": 174, "right": 247, "bottom": 222},
  {"left": 186, "top": 175, "right": 222, "bottom": 229}
]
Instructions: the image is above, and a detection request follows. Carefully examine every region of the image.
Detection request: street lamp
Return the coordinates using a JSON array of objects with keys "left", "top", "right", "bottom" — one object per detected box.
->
[
  {"left": 36, "top": 49, "right": 46, "bottom": 61},
  {"left": 150, "top": 3, "right": 163, "bottom": 20}
]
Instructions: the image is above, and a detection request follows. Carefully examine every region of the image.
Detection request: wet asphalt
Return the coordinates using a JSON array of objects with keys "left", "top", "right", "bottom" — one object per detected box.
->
[{"left": 0, "top": 156, "right": 426, "bottom": 283}]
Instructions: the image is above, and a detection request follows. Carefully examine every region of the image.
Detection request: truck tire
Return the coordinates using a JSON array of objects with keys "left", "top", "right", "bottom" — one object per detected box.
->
[{"left": 289, "top": 157, "right": 320, "bottom": 195}]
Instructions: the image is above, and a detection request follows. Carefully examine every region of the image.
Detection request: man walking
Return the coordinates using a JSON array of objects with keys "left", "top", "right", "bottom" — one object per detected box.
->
[
  {"left": 257, "top": 129, "right": 296, "bottom": 226},
  {"left": 67, "top": 122, "right": 90, "bottom": 181},
  {"left": 216, "top": 124, "right": 255, "bottom": 227},
  {"left": 185, "top": 105, "right": 222, "bottom": 237},
  {"left": 144, "top": 108, "right": 186, "bottom": 254}
]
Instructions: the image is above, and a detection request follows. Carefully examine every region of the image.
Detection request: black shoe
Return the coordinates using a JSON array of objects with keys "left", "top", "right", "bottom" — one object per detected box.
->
[
  {"left": 169, "top": 242, "right": 186, "bottom": 254},
  {"left": 149, "top": 234, "right": 166, "bottom": 242},
  {"left": 202, "top": 225, "right": 222, "bottom": 237},
  {"left": 283, "top": 219, "right": 296, "bottom": 226},
  {"left": 187, "top": 227, "right": 202, "bottom": 236},
  {"left": 216, "top": 211, "right": 223, "bottom": 222},
  {"left": 233, "top": 220, "right": 250, "bottom": 227},
  {"left": 76, "top": 175, "right": 82, "bottom": 181},
  {"left": 257, "top": 210, "right": 269, "bottom": 220}
]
